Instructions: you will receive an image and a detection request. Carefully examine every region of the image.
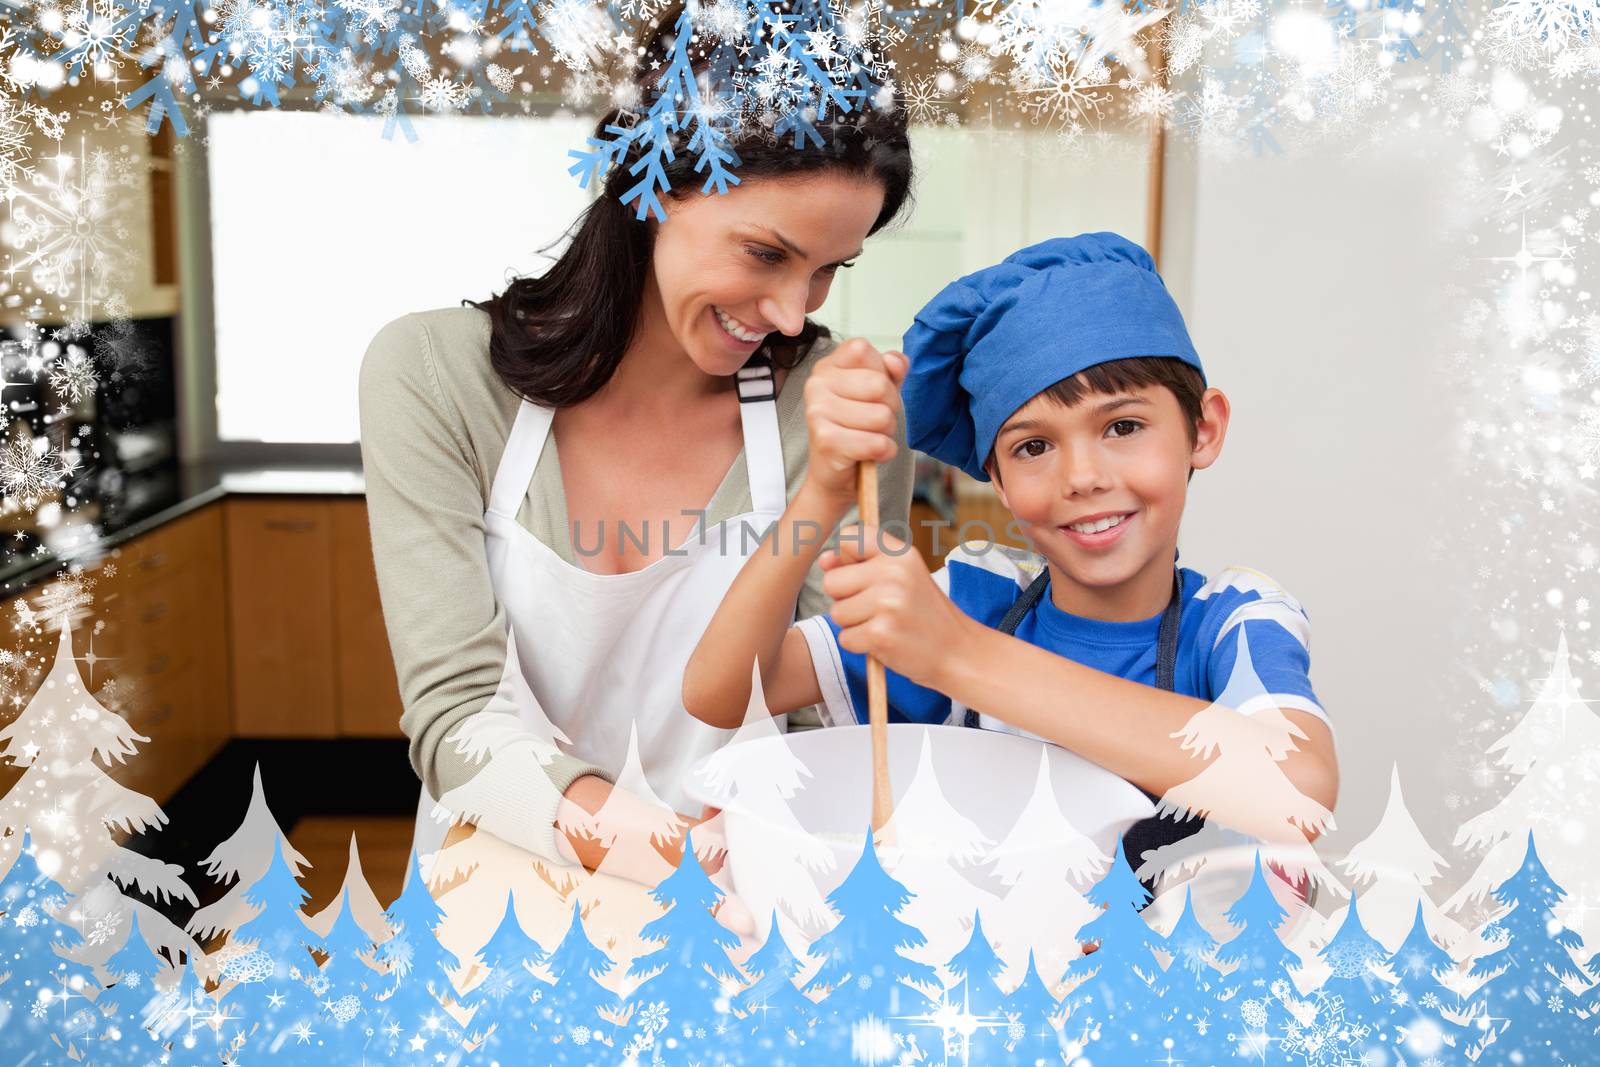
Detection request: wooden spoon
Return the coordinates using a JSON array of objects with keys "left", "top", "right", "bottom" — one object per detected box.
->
[{"left": 858, "top": 461, "right": 893, "bottom": 834}]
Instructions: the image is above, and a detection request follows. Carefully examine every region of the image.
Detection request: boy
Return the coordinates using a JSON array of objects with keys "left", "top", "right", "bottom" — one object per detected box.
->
[{"left": 683, "top": 232, "right": 1339, "bottom": 868}]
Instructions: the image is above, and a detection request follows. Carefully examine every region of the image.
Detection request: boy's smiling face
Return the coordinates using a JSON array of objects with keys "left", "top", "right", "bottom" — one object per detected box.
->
[{"left": 986, "top": 378, "right": 1230, "bottom": 621}]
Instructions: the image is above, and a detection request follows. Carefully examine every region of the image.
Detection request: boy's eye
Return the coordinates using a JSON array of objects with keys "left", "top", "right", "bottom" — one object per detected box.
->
[
  {"left": 1108, "top": 419, "right": 1143, "bottom": 438},
  {"left": 1012, "top": 438, "right": 1049, "bottom": 459}
]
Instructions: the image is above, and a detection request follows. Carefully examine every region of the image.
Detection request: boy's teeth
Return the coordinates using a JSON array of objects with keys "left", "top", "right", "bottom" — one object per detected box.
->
[
  {"left": 715, "top": 307, "right": 764, "bottom": 343},
  {"left": 1068, "top": 513, "right": 1129, "bottom": 534}
]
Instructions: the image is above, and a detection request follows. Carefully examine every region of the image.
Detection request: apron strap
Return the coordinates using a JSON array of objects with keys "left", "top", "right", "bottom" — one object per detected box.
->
[
  {"left": 488, "top": 399, "right": 555, "bottom": 519},
  {"left": 736, "top": 354, "right": 787, "bottom": 516}
]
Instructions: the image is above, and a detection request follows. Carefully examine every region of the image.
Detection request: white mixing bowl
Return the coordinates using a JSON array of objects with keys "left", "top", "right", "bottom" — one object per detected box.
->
[{"left": 686, "top": 723, "right": 1156, "bottom": 940}]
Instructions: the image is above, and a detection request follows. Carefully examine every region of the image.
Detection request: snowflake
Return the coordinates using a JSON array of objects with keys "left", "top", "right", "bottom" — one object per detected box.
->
[
  {"left": 418, "top": 73, "right": 472, "bottom": 111},
  {"left": 13, "top": 904, "right": 42, "bottom": 929},
  {"left": 1547, "top": 992, "right": 1564, "bottom": 1011},
  {"left": 30, "top": 998, "right": 47, "bottom": 1018},
  {"left": 121, "top": 969, "right": 143, "bottom": 988},
  {"left": 307, "top": 973, "right": 331, "bottom": 997},
  {"left": 640, "top": 1000, "right": 671, "bottom": 1031},
  {"left": 1007, "top": 1018, "right": 1026, "bottom": 1042},
  {"left": 0, "top": 92, "right": 68, "bottom": 197},
  {"left": 46, "top": 347, "right": 96, "bottom": 404},
  {"left": 538, "top": 0, "right": 617, "bottom": 72},
  {"left": 572, "top": 1024, "right": 591, "bottom": 1045},
  {"left": 1240, "top": 998, "right": 1269, "bottom": 1029},
  {"left": 857, "top": 973, "right": 873, "bottom": 990},
  {"left": 1, "top": 434, "right": 67, "bottom": 508},
  {"left": 696, "top": 0, "right": 747, "bottom": 46},
  {"left": 1130, "top": 81, "right": 1178, "bottom": 119},
  {"left": 84, "top": 905, "right": 124, "bottom": 947},
  {"left": 902, "top": 76, "right": 948, "bottom": 124},
  {"left": 219, "top": 950, "right": 275, "bottom": 984},
  {"left": 1277, "top": 989, "right": 1371, "bottom": 1067},
  {"left": 329, "top": 994, "right": 361, "bottom": 1023},
  {"left": 1421, "top": 992, "right": 1441, "bottom": 1009}
]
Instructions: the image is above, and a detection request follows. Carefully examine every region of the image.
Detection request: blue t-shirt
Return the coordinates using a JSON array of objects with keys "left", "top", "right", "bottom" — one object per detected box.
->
[{"left": 794, "top": 541, "right": 1328, "bottom": 738}]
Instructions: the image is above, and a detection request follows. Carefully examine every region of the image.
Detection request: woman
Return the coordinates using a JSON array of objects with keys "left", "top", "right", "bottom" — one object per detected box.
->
[{"left": 358, "top": 7, "right": 916, "bottom": 877}]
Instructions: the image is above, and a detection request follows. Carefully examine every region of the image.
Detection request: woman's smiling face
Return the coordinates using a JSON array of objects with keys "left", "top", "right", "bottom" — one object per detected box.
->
[
  {"left": 644, "top": 172, "right": 887, "bottom": 376},
  {"left": 987, "top": 379, "right": 1229, "bottom": 615}
]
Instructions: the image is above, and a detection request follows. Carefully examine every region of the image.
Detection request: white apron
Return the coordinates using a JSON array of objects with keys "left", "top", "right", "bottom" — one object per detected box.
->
[{"left": 410, "top": 356, "right": 790, "bottom": 859}]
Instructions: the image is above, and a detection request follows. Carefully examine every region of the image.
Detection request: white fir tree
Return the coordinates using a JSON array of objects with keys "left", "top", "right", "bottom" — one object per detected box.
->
[
  {"left": 978, "top": 746, "right": 1106, "bottom": 988},
  {"left": 0, "top": 622, "right": 199, "bottom": 981},
  {"left": 186, "top": 762, "right": 310, "bottom": 965},
  {"left": 879, "top": 728, "right": 1000, "bottom": 988},
  {"left": 689, "top": 659, "right": 836, "bottom": 940},
  {"left": 1154, "top": 626, "right": 1337, "bottom": 845},
  {"left": 304, "top": 833, "right": 394, "bottom": 954},
  {"left": 428, "top": 710, "right": 572, "bottom": 866},
  {"left": 1334, "top": 764, "right": 1466, "bottom": 955},
  {"left": 1446, "top": 629, "right": 1600, "bottom": 951}
]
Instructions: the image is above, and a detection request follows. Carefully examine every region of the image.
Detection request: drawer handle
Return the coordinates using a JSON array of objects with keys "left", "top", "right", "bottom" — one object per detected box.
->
[
  {"left": 265, "top": 519, "right": 317, "bottom": 533},
  {"left": 147, "top": 653, "right": 171, "bottom": 675},
  {"left": 140, "top": 551, "right": 168, "bottom": 570},
  {"left": 140, "top": 602, "right": 169, "bottom": 623}
]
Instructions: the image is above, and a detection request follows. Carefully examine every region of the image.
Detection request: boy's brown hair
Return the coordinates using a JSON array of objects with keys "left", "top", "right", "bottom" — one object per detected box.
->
[{"left": 984, "top": 356, "right": 1208, "bottom": 484}]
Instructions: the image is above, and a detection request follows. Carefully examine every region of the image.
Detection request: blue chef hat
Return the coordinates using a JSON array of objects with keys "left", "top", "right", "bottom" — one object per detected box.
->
[{"left": 902, "top": 232, "right": 1206, "bottom": 482}]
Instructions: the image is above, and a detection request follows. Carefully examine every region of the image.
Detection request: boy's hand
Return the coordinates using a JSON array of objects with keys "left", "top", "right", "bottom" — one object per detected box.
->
[
  {"left": 820, "top": 523, "right": 973, "bottom": 688},
  {"left": 802, "top": 339, "right": 908, "bottom": 509}
]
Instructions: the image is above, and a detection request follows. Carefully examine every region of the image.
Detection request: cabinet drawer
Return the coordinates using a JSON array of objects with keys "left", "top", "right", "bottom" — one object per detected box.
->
[{"left": 225, "top": 499, "right": 338, "bottom": 737}]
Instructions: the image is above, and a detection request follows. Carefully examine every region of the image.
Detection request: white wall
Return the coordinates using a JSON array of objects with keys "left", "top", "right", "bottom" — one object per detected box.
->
[{"left": 1159, "top": 128, "right": 1473, "bottom": 875}]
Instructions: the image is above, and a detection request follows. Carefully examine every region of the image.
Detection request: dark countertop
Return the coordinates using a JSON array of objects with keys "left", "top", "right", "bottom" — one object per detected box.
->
[{"left": 1, "top": 460, "right": 366, "bottom": 596}]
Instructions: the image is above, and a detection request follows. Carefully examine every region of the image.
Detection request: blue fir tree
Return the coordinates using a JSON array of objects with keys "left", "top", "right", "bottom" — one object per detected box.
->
[
  {"left": 804, "top": 829, "right": 938, "bottom": 1062},
  {"left": 1069, "top": 837, "right": 1168, "bottom": 1062},
  {"left": 1316, "top": 892, "right": 1391, "bottom": 1047},
  {"left": 1387, "top": 900, "right": 1465, "bottom": 1052},
  {"left": 627, "top": 829, "right": 742, "bottom": 1063},
  {"left": 368, "top": 849, "right": 469, "bottom": 1059},
  {"left": 734, "top": 912, "right": 816, "bottom": 1058},
  {"left": 377, "top": 851, "right": 455, "bottom": 996},
  {"left": 942, "top": 910, "right": 1009, "bottom": 1061},
  {"left": 1159, "top": 885, "right": 1230, "bottom": 1060},
  {"left": 307, "top": 886, "right": 380, "bottom": 1059},
  {"left": 464, "top": 891, "right": 547, "bottom": 1060},
  {"left": 538, "top": 899, "right": 623, "bottom": 1064},
  {"left": 98, "top": 912, "right": 177, "bottom": 1065},
  {"left": 1004, "top": 949, "right": 1067, "bottom": 1061},
  {"left": 0, "top": 831, "right": 100, "bottom": 1063},
  {"left": 1214, "top": 851, "right": 1299, "bottom": 1060},
  {"left": 1466, "top": 832, "right": 1589, "bottom": 1064},
  {"left": 221, "top": 834, "right": 320, "bottom": 1059}
]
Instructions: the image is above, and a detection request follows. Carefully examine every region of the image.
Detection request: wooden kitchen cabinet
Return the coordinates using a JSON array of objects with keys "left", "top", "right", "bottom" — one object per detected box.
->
[
  {"left": 0, "top": 506, "right": 232, "bottom": 807},
  {"left": 225, "top": 498, "right": 339, "bottom": 738},
  {"left": 104, "top": 506, "right": 233, "bottom": 802},
  {"left": 330, "top": 499, "right": 405, "bottom": 737},
  {"left": 2, "top": 494, "right": 404, "bottom": 801}
]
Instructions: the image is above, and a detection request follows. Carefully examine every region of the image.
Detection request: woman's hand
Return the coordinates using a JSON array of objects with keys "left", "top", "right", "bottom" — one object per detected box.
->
[
  {"left": 802, "top": 338, "right": 909, "bottom": 510},
  {"left": 820, "top": 522, "right": 975, "bottom": 689}
]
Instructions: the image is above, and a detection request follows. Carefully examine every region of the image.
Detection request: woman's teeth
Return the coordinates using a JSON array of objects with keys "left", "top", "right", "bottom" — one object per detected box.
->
[
  {"left": 1067, "top": 513, "right": 1130, "bottom": 534},
  {"left": 715, "top": 307, "right": 765, "bottom": 343}
]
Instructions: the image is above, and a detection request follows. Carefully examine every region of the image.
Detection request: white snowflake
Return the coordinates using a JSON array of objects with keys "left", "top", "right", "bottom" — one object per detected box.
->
[
  {"left": 1, "top": 434, "right": 67, "bottom": 507},
  {"left": 572, "top": 1024, "right": 591, "bottom": 1045}
]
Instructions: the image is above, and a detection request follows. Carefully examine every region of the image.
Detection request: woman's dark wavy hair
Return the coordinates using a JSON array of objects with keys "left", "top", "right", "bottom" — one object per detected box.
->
[{"left": 464, "top": 1, "right": 915, "bottom": 407}]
